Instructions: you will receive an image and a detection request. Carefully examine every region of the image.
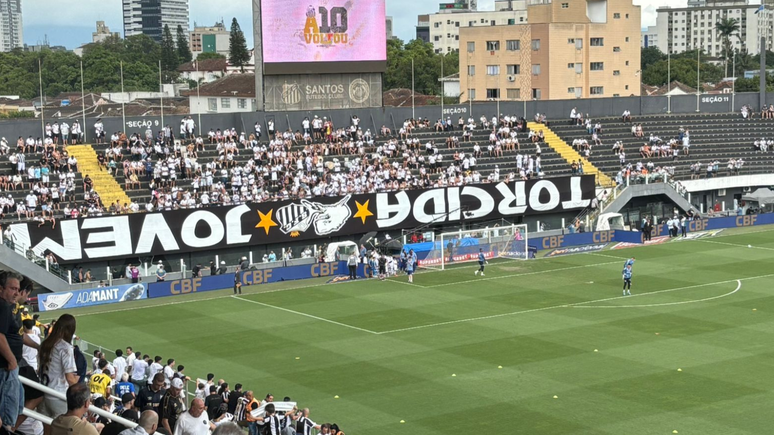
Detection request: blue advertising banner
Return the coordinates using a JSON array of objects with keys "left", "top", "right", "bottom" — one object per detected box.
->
[
  {"left": 147, "top": 261, "right": 366, "bottom": 299},
  {"left": 38, "top": 283, "right": 147, "bottom": 312},
  {"left": 147, "top": 273, "right": 236, "bottom": 299}
]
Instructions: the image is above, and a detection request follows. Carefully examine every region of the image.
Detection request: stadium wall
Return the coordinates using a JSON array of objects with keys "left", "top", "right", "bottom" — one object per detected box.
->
[{"left": 2, "top": 92, "right": 770, "bottom": 142}]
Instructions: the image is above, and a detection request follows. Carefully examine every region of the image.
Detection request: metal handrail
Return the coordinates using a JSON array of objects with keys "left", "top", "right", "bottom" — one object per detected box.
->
[
  {"left": 19, "top": 376, "right": 138, "bottom": 429},
  {"left": 22, "top": 408, "right": 53, "bottom": 426}
]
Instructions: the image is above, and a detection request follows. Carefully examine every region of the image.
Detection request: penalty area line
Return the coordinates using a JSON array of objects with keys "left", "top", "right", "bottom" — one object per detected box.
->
[{"left": 377, "top": 274, "right": 772, "bottom": 335}]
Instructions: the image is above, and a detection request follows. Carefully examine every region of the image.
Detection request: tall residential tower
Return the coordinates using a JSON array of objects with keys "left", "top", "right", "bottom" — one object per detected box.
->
[
  {"left": 0, "top": 0, "right": 23, "bottom": 52},
  {"left": 123, "top": 0, "right": 189, "bottom": 42}
]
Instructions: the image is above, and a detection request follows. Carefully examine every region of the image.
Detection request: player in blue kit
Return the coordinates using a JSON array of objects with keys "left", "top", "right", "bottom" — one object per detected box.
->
[
  {"left": 474, "top": 248, "right": 488, "bottom": 276},
  {"left": 622, "top": 264, "right": 633, "bottom": 295},
  {"left": 406, "top": 249, "right": 416, "bottom": 283},
  {"left": 624, "top": 257, "right": 635, "bottom": 269}
]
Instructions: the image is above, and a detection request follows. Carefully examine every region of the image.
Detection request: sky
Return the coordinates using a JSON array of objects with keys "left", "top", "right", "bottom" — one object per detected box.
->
[{"left": 22, "top": 0, "right": 685, "bottom": 50}]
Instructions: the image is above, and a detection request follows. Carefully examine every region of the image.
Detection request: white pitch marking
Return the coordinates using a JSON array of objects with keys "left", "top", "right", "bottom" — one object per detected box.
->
[
  {"left": 697, "top": 239, "right": 774, "bottom": 252},
  {"left": 377, "top": 275, "right": 773, "bottom": 335},
  {"left": 231, "top": 295, "right": 380, "bottom": 335},
  {"left": 574, "top": 280, "right": 742, "bottom": 309}
]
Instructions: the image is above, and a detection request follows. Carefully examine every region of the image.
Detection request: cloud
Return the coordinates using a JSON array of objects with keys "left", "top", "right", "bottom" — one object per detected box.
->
[{"left": 23, "top": 0, "right": 689, "bottom": 49}]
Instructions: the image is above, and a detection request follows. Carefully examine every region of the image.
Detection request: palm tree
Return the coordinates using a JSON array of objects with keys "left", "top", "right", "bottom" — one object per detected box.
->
[{"left": 715, "top": 17, "right": 740, "bottom": 77}]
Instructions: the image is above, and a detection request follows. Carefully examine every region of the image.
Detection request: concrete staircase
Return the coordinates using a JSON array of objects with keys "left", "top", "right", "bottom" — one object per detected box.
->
[
  {"left": 67, "top": 145, "right": 131, "bottom": 208},
  {"left": 528, "top": 122, "right": 615, "bottom": 187}
]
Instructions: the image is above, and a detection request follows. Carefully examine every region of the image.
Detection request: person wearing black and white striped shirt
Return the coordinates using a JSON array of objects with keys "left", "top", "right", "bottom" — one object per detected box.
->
[
  {"left": 295, "top": 408, "right": 321, "bottom": 435},
  {"left": 260, "top": 404, "right": 282, "bottom": 435}
]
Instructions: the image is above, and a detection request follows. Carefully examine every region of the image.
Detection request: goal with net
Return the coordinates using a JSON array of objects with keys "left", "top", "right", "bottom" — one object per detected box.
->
[{"left": 418, "top": 224, "right": 529, "bottom": 270}]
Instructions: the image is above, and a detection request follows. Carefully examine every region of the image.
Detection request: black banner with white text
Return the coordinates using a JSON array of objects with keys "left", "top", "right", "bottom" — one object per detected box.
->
[{"left": 10, "top": 176, "right": 594, "bottom": 262}]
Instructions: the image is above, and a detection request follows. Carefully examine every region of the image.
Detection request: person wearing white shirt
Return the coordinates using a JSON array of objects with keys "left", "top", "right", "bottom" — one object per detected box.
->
[
  {"left": 163, "top": 359, "right": 175, "bottom": 381},
  {"left": 174, "top": 398, "right": 214, "bottom": 435},
  {"left": 131, "top": 354, "right": 150, "bottom": 390},
  {"left": 38, "top": 315, "right": 78, "bottom": 418},
  {"left": 113, "top": 350, "right": 128, "bottom": 380},
  {"left": 148, "top": 356, "right": 163, "bottom": 383}
]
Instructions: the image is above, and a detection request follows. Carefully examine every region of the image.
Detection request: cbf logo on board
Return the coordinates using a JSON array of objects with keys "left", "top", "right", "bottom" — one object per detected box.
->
[{"left": 304, "top": 4, "right": 349, "bottom": 46}]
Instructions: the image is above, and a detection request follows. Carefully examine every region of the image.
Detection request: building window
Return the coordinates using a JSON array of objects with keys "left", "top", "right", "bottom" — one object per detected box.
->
[
  {"left": 575, "top": 63, "right": 583, "bottom": 73},
  {"left": 237, "top": 98, "right": 247, "bottom": 109},
  {"left": 532, "top": 64, "right": 541, "bottom": 75},
  {"left": 568, "top": 63, "right": 574, "bottom": 69},
  {"left": 626, "top": 13, "right": 629, "bottom": 19},
  {"left": 568, "top": 87, "right": 575, "bottom": 93},
  {"left": 613, "top": 70, "right": 620, "bottom": 76},
  {"left": 613, "top": 46, "right": 621, "bottom": 52},
  {"left": 590, "top": 62, "right": 604, "bottom": 71},
  {"left": 561, "top": 2, "right": 569, "bottom": 8},
  {"left": 207, "top": 98, "right": 217, "bottom": 111},
  {"left": 507, "top": 64, "right": 520, "bottom": 75},
  {"left": 625, "top": 37, "right": 630, "bottom": 42},
  {"left": 487, "top": 65, "right": 500, "bottom": 75},
  {"left": 506, "top": 39, "right": 520, "bottom": 51},
  {"left": 434, "top": 22, "right": 440, "bottom": 28},
  {"left": 486, "top": 88, "right": 500, "bottom": 99},
  {"left": 591, "top": 38, "right": 604, "bottom": 46},
  {"left": 625, "top": 85, "right": 629, "bottom": 90},
  {"left": 486, "top": 40, "right": 500, "bottom": 51},
  {"left": 590, "top": 86, "right": 604, "bottom": 95},
  {"left": 507, "top": 19, "right": 515, "bottom": 25},
  {"left": 613, "top": 13, "right": 620, "bottom": 19},
  {"left": 221, "top": 98, "right": 231, "bottom": 108},
  {"left": 434, "top": 36, "right": 440, "bottom": 42},
  {"left": 467, "top": 41, "right": 475, "bottom": 52},
  {"left": 468, "top": 65, "right": 475, "bottom": 76},
  {"left": 251, "top": 99, "right": 256, "bottom": 110},
  {"left": 575, "top": 39, "right": 583, "bottom": 49},
  {"left": 532, "top": 88, "right": 542, "bottom": 100},
  {"left": 568, "top": 38, "right": 575, "bottom": 44},
  {"left": 506, "top": 88, "right": 521, "bottom": 99},
  {"left": 469, "top": 89, "right": 476, "bottom": 100},
  {"left": 531, "top": 39, "right": 541, "bottom": 50},
  {"left": 626, "top": 60, "right": 630, "bottom": 66}
]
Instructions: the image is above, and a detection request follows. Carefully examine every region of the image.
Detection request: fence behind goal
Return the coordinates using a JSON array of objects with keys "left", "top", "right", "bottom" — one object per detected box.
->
[{"left": 419, "top": 224, "right": 529, "bottom": 270}]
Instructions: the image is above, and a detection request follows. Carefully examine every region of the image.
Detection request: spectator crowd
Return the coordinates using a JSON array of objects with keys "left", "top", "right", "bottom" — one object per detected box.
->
[{"left": 0, "top": 269, "right": 345, "bottom": 435}]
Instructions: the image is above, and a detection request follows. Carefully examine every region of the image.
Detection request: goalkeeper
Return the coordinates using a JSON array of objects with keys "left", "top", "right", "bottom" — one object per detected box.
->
[
  {"left": 474, "top": 248, "right": 488, "bottom": 276},
  {"left": 622, "top": 264, "right": 633, "bottom": 296}
]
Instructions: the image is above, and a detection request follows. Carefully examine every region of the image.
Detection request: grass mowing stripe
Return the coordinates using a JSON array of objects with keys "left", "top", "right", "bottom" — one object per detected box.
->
[
  {"left": 378, "top": 274, "right": 773, "bottom": 334},
  {"left": 574, "top": 280, "right": 742, "bottom": 309},
  {"left": 697, "top": 239, "right": 774, "bottom": 251},
  {"left": 231, "top": 295, "right": 380, "bottom": 334},
  {"left": 424, "top": 260, "right": 623, "bottom": 288}
]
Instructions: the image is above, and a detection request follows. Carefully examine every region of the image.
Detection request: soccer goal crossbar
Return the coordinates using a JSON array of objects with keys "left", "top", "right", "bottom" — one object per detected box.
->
[{"left": 419, "top": 224, "right": 529, "bottom": 270}]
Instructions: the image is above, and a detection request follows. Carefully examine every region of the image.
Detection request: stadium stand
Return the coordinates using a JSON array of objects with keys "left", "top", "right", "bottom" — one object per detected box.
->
[
  {"left": 2, "top": 114, "right": 573, "bottom": 225},
  {"left": 548, "top": 113, "right": 774, "bottom": 184}
]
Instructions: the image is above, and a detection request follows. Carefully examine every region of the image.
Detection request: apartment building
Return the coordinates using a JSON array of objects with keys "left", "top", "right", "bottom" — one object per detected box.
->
[
  {"left": 656, "top": 0, "right": 773, "bottom": 56},
  {"left": 460, "top": 0, "right": 641, "bottom": 101}
]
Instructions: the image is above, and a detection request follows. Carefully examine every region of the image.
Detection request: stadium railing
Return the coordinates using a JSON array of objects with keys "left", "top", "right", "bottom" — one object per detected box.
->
[{"left": 18, "top": 375, "right": 138, "bottom": 430}]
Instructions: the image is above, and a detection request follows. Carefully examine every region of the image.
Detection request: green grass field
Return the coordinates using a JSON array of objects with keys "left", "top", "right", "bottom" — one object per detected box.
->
[{"left": 67, "top": 226, "right": 774, "bottom": 435}]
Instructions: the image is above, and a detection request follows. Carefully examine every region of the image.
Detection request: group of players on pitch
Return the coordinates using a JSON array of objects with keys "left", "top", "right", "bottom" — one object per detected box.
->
[{"left": 473, "top": 250, "right": 635, "bottom": 296}]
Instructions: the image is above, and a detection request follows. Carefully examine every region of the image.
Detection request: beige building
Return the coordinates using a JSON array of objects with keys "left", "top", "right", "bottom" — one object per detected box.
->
[{"left": 460, "top": 0, "right": 641, "bottom": 101}]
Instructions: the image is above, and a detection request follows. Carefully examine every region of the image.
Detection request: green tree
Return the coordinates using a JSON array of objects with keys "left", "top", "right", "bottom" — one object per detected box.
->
[
  {"left": 229, "top": 18, "right": 250, "bottom": 72},
  {"left": 160, "top": 24, "right": 179, "bottom": 82},
  {"left": 176, "top": 25, "right": 193, "bottom": 64},
  {"left": 715, "top": 17, "right": 740, "bottom": 76},
  {"left": 641, "top": 51, "right": 723, "bottom": 88},
  {"left": 384, "top": 38, "right": 459, "bottom": 98},
  {"left": 641, "top": 46, "right": 666, "bottom": 69},
  {"left": 195, "top": 52, "right": 226, "bottom": 61}
]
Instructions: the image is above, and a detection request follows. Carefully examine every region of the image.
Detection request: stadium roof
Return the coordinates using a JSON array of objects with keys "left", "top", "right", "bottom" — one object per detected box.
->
[{"left": 185, "top": 73, "right": 255, "bottom": 98}]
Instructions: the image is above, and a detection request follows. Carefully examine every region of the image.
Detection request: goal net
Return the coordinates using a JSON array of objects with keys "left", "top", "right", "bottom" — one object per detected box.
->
[{"left": 418, "top": 224, "right": 529, "bottom": 270}]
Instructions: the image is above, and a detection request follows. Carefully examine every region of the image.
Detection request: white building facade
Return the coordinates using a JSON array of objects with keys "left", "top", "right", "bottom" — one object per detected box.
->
[
  {"left": 425, "top": 0, "right": 528, "bottom": 53},
  {"left": 656, "top": 0, "right": 773, "bottom": 56},
  {"left": 0, "top": 0, "right": 23, "bottom": 52},
  {"left": 641, "top": 25, "right": 658, "bottom": 48}
]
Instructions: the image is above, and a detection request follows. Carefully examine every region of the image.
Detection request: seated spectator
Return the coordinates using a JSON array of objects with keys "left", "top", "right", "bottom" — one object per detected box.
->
[{"left": 50, "top": 382, "right": 101, "bottom": 435}]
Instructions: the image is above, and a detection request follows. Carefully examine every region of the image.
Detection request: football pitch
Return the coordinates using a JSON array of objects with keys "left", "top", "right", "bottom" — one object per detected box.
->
[{"left": 69, "top": 226, "right": 774, "bottom": 434}]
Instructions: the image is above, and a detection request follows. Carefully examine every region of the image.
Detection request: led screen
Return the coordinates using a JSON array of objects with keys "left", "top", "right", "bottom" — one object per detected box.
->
[{"left": 261, "top": 0, "right": 387, "bottom": 64}]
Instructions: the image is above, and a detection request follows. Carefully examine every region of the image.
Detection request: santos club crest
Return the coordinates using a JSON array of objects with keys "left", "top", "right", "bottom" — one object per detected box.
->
[{"left": 275, "top": 195, "right": 352, "bottom": 237}]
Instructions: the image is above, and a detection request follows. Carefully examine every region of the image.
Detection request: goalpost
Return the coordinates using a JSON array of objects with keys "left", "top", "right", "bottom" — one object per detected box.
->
[{"left": 419, "top": 224, "right": 529, "bottom": 270}]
